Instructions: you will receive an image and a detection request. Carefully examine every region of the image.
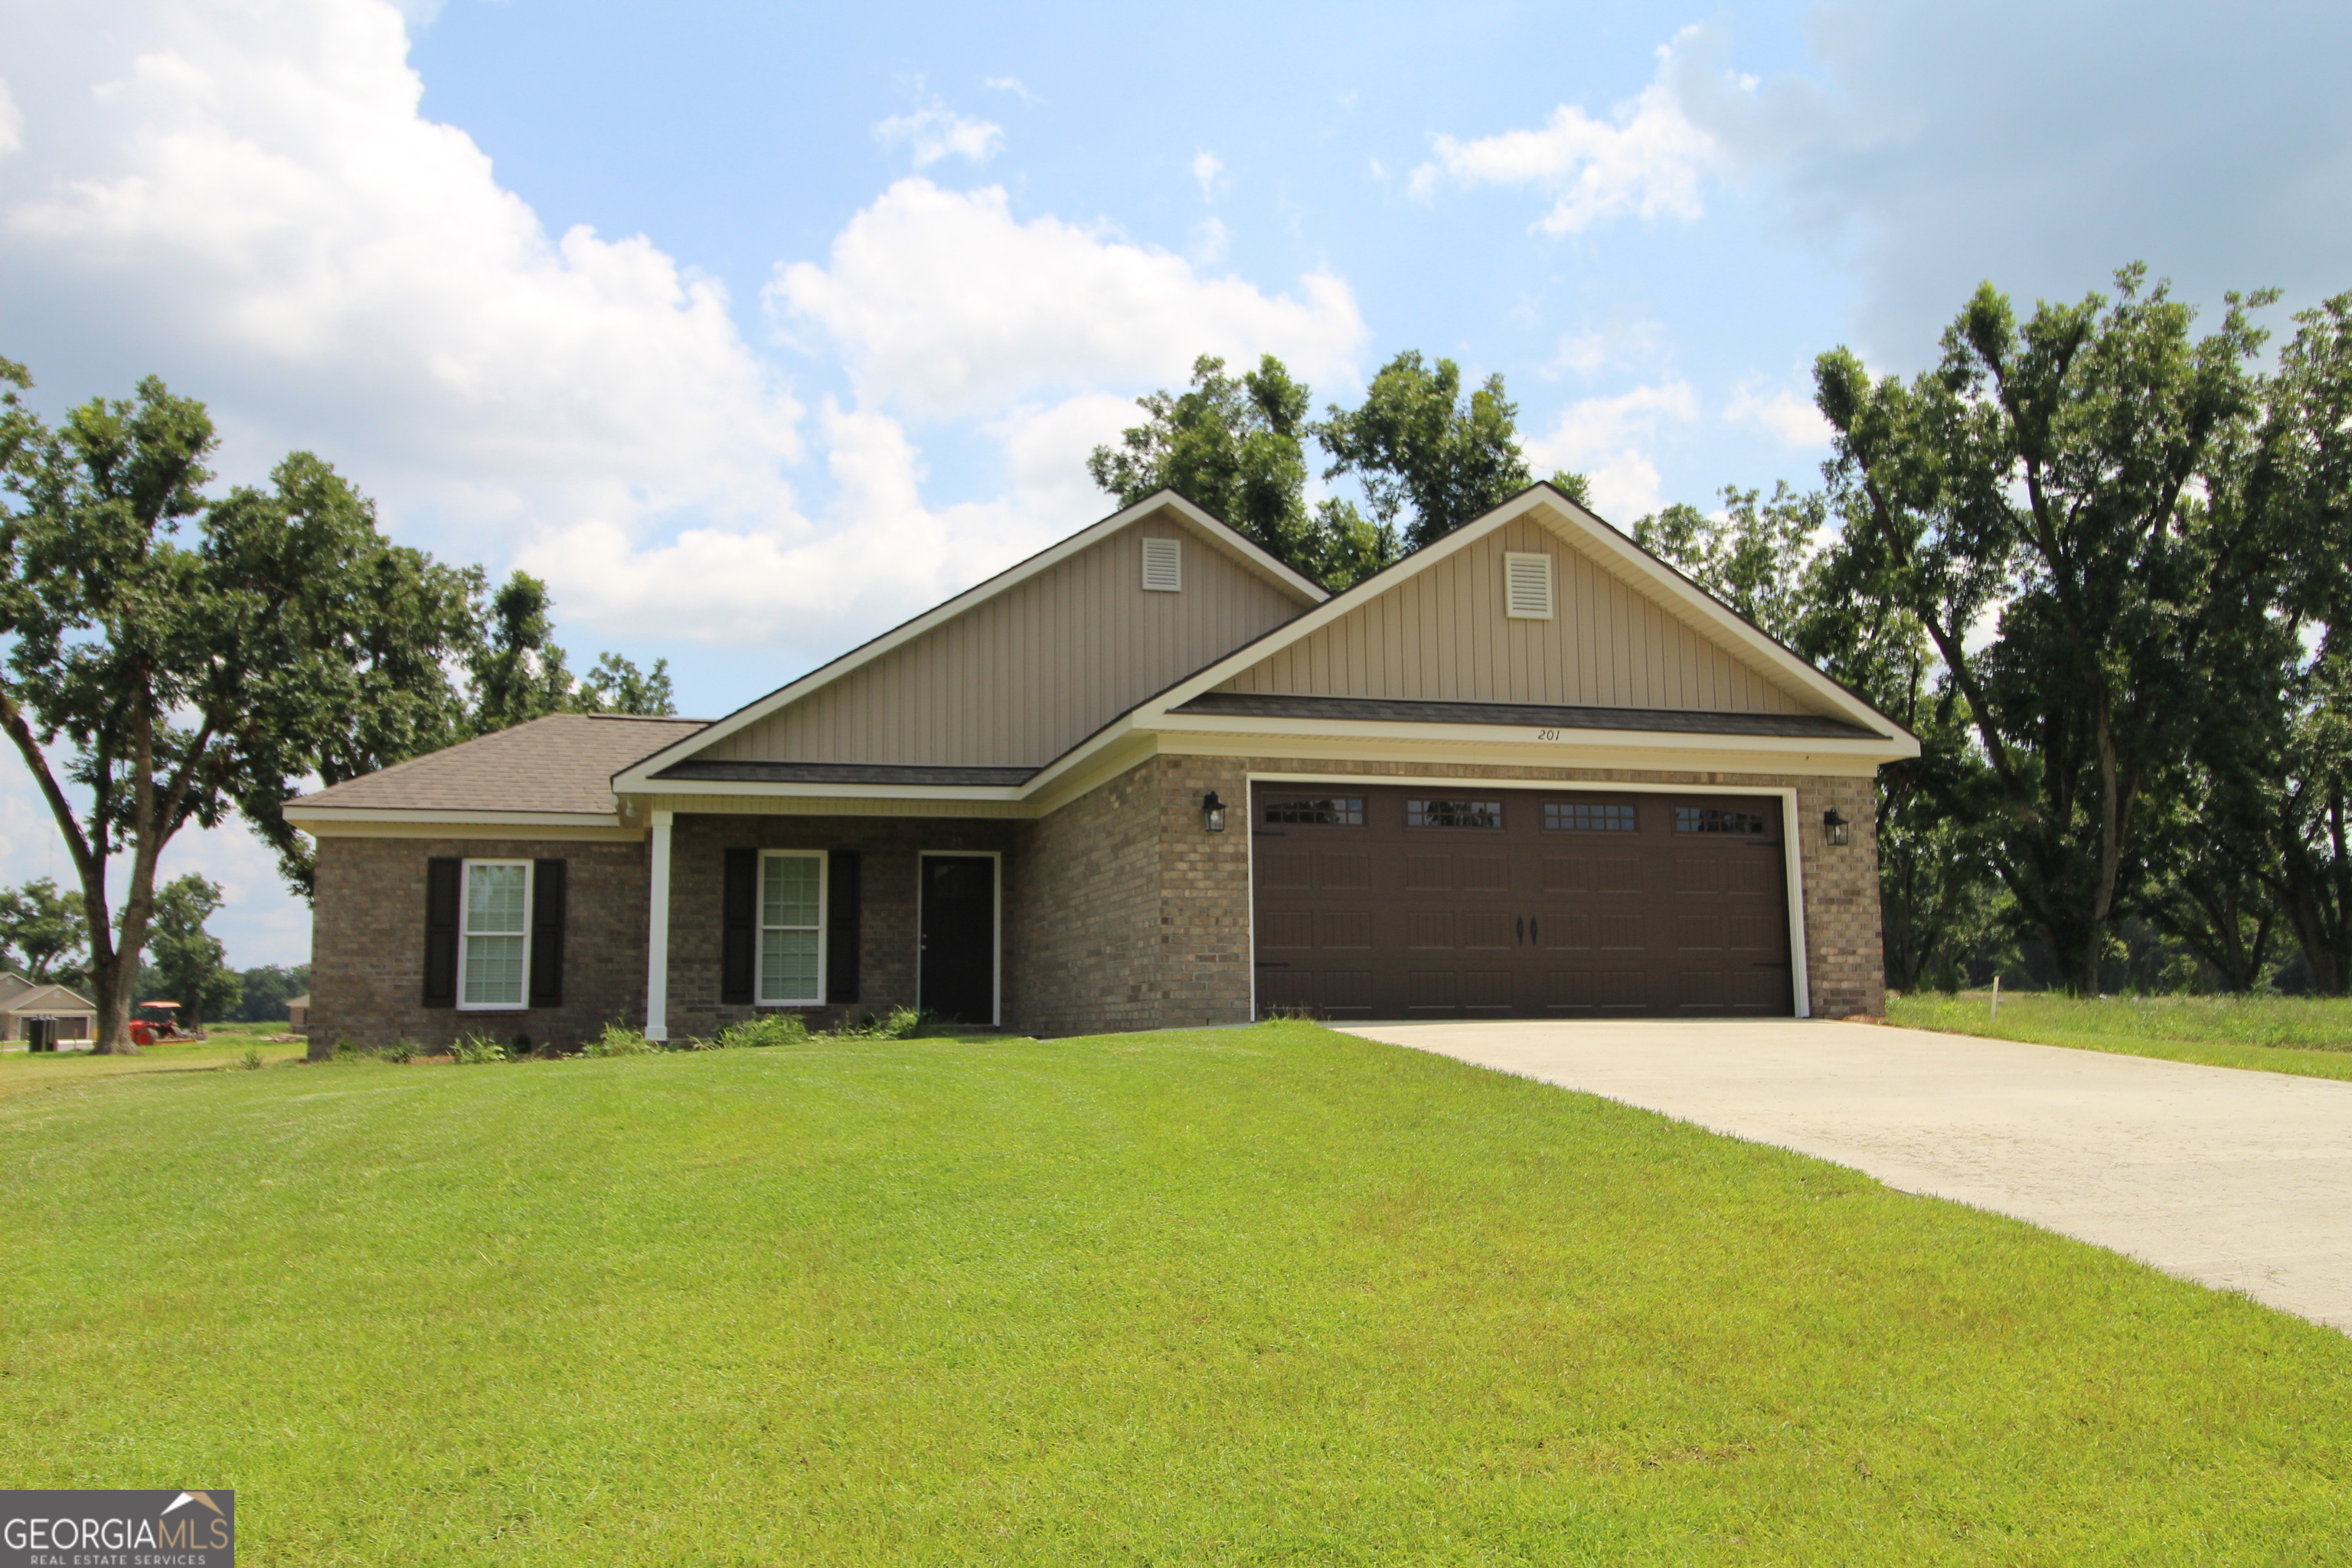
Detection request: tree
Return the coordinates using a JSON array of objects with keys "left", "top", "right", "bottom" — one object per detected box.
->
[
  {"left": 1634, "top": 482, "right": 2004, "bottom": 992},
  {"left": 1087, "top": 354, "right": 1383, "bottom": 588},
  {"left": 0, "top": 362, "right": 487, "bottom": 1050},
  {"left": 1816, "top": 266, "right": 2295, "bottom": 993},
  {"left": 143, "top": 874, "right": 240, "bottom": 1030},
  {"left": 0, "top": 877, "right": 87, "bottom": 985},
  {"left": 230, "top": 962, "right": 311, "bottom": 1023},
  {"left": 469, "top": 570, "right": 675, "bottom": 733},
  {"left": 1089, "top": 350, "right": 1560, "bottom": 590},
  {"left": 1320, "top": 351, "right": 1533, "bottom": 552}
]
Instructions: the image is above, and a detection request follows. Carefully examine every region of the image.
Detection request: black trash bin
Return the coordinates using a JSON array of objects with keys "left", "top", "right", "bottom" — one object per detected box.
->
[{"left": 25, "top": 1016, "right": 55, "bottom": 1053}]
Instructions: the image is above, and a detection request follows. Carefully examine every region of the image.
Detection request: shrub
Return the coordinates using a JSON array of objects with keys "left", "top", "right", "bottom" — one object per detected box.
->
[
  {"left": 581, "top": 1021, "right": 658, "bottom": 1057},
  {"left": 374, "top": 1039, "right": 416, "bottom": 1065},
  {"left": 708, "top": 1013, "right": 809, "bottom": 1050},
  {"left": 239, "top": 1047, "right": 263, "bottom": 1070},
  {"left": 333, "top": 1038, "right": 361, "bottom": 1061},
  {"left": 449, "top": 1031, "right": 508, "bottom": 1065},
  {"left": 831, "top": 1005, "right": 933, "bottom": 1040}
]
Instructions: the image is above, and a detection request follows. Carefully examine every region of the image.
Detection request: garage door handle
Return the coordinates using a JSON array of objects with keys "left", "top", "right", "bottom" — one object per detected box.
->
[
  {"left": 1530, "top": 916, "right": 1538, "bottom": 942},
  {"left": 1516, "top": 916, "right": 1524, "bottom": 944}
]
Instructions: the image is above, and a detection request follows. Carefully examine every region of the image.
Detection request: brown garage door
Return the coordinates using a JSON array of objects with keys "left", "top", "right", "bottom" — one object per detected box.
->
[{"left": 1251, "top": 784, "right": 1792, "bottom": 1020}]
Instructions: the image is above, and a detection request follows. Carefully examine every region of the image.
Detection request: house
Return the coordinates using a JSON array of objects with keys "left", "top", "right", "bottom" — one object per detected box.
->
[
  {"left": 284, "top": 485, "right": 1916, "bottom": 1054},
  {"left": 4, "top": 982, "right": 96, "bottom": 1043},
  {"left": 286, "top": 993, "right": 310, "bottom": 1031}
]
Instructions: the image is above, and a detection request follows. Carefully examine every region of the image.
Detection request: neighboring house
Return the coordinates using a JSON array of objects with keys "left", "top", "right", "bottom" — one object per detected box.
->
[
  {"left": 4, "top": 982, "right": 96, "bottom": 1042},
  {"left": 285, "top": 485, "right": 1916, "bottom": 1054},
  {"left": 286, "top": 993, "right": 310, "bottom": 1031},
  {"left": 0, "top": 972, "right": 34, "bottom": 1012}
]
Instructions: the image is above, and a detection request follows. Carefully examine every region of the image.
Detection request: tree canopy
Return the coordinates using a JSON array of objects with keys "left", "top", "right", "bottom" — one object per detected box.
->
[
  {"left": 0, "top": 358, "right": 674, "bottom": 1050},
  {"left": 1089, "top": 350, "right": 1572, "bottom": 589},
  {"left": 142, "top": 873, "right": 240, "bottom": 1028}
]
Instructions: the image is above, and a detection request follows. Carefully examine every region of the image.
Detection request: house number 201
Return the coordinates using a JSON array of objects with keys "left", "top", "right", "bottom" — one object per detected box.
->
[{"left": 1533, "top": 728, "right": 1563, "bottom": 741}]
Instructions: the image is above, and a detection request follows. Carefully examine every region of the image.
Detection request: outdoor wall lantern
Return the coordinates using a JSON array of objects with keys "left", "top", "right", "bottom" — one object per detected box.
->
[
  {"left": 1822, "top": 807, "right": 1850, "bottom": 847},
  {"left": 1202, "top": 790, "right": 1228, "bottom": 833}
]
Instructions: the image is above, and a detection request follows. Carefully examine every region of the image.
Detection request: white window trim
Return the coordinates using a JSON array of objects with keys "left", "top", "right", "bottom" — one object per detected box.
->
[
  {"left": 756, "top": 848, "right": 829, "bottom": 1008},
  {"left": 458, "top": 858, "right": 533, "bottom": 1013},
  {"left": 1504, "top": 550, "right": 1555, "bottom": 619}
]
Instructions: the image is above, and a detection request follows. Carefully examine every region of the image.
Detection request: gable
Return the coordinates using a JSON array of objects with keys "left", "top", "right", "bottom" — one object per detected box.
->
[
  {"left": 693, "top": 504, "right": 1315, "bottom": 770},
  {"left": 1211, "top": 505, "right": 1813, "bottom": 715}
]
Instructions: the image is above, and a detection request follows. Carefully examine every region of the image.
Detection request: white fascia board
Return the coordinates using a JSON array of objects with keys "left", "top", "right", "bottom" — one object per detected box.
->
[
  {"left": 616, "top": 779, "right": 1029, "bottom": 803},
  {"left": 1145, "top": 710, "right": 1919, "bottom": 761},
  {"left": 1014, "top": 716, "right": 1141, "bottom": 799},
  {"left": 1130, "top": 485, "right": 1911, "bottom": 743},
  {"left": 281, "top": 806, "right": 624, "bottom": 829},
  {"left": 610, "top": 490, "right": 1325, "bottom": 792}
]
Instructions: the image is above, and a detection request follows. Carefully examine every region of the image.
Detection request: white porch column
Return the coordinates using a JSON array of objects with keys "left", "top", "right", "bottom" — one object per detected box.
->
[{"left": 645, "top": 808, "right": 675, "bottom": 1040}]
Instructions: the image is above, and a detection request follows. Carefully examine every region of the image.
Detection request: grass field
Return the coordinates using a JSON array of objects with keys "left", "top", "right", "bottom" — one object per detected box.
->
[
  {"left": 0, "top": 1029, "right": 308, "bottom": 1102},
  {"left": 4, "top": 1021, "right": 2348, "bottom": 1564},
  {"left": 1888, "top": 991, "right": 2352, "bottom": 1080}
]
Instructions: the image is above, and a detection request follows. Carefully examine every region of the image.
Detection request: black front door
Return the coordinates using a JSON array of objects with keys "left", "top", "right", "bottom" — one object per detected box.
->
[{"left": 919, "top": 855, "right": 997, "bottom": 1024}]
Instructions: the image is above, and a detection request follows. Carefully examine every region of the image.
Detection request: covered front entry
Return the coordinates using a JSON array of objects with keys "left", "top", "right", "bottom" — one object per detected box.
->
[{"left": 1250, "top": 783, "right": 1794, "bottom": 1021}]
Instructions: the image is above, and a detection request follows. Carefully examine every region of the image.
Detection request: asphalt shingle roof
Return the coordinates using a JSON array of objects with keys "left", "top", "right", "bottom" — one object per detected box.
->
[{"left": 289, "top": 713, "right": 707, "bottom": 815}]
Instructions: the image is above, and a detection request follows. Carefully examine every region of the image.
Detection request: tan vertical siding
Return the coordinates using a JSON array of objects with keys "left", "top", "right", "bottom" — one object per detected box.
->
[
  {"left": 709, "top": 514, "right": 1310, "bottom": 767},
  {"left": 1215, "top": 514, "right": 1808, "bottom": 714}
]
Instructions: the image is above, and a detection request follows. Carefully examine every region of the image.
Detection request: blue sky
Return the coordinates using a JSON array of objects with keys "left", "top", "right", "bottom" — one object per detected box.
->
[{"left": 0, "top": 0, "right": 2346, "bottom": 968}]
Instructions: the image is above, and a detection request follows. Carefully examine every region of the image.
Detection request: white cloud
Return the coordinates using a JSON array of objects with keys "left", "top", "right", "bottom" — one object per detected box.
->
[
  {"left": 1189, "top": 215, "right": 1230, "bottom": 266},
  {"left": 1192, "top": 149, "right": 1224, "bottom": 201},
  {"left": 1411, "top": 31, "right": 1721, "bottom": 234},
  {"left": 1523, "top": 380, "right": 1698, "bottom": 522},
  {"left": 1547, "top": 318, "right": 1664, "bottom": 377},
  {"left": 1660, "top": 6, "right": 2352, "bottom": 359},
  {"left": 1724, "top": 379, "right": 1832, "bottom": 449},
  {"left": 874, "top": 93, "right": 1004, "bottom": 168},
  {"left": 995, "top": 391, "right": 1143, "bottom": 522},
  {"left": 0, "top": 79, "right": 21, "bottom": 159},
  {"left": 518, "top": 397, "right": 1064, "bottom": 652},
  {"left": 981, "top": 75, "right": 1039, "bottom": 106},
  {"left": 0, "top": 0, "right": 803, "bottom": 557},
  {"left": 769, "top": 179, "right": 1367, "bottom": 421}
]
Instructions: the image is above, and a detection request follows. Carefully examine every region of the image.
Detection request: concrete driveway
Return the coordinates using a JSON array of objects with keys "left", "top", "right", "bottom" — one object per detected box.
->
[{"left": 1340, "top": 1018, "right": 2352, "bottom": 1333}]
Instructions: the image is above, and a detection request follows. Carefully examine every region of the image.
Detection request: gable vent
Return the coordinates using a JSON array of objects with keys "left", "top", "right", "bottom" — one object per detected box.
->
[
  {"left": 1504, "top": 551, "right": 1554, "bottom": 619},
  {"left": 1142, "top": 537, "right": 1184, "bottom": 593}
]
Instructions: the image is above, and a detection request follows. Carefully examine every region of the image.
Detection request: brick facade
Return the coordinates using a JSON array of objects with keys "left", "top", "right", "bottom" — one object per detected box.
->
[
  {"left": 308, "top": 835, "right": 650, "bottom": 1056},
  {"left": 309, "top": 758, "right": 1885, "bottom": 1051},
  {"left": 662, "top": 814, "right": 1021, "bottom": 1037},
  {"left": 1001, "top": 761, "right": 1161, "bottom": 1037}
]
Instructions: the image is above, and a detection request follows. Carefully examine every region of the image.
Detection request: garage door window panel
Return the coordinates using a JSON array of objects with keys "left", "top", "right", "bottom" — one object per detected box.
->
[{"left": 1407, "top": 799, "right": 1505, "bottom": 828}]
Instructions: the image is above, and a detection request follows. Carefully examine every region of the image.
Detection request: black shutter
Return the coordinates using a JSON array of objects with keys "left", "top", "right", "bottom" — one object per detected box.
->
[
  {"left": 721, "top": 848, "right": 756, "bottom": 1004},
  {"left": 529, "top": 858, "right": 567, "bottom": 1008},
  {"left": 423, "top": 857, "right": 461, "bottom": 1008},
  {"left": 827, "top": 851, "right": 861, "bottom": 1004}
]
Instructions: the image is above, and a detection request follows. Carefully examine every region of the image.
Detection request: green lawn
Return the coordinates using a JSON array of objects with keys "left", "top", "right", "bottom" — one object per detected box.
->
[
  {"left": 0, "top": 1030, "right": 308, "bottom": 1102},
  {"left": 3, "top": 1023, "right": 2348, "bottom": 1564},
  {"left": 1889, "top": 991, "right": 2352, "bottom": 1080}
]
